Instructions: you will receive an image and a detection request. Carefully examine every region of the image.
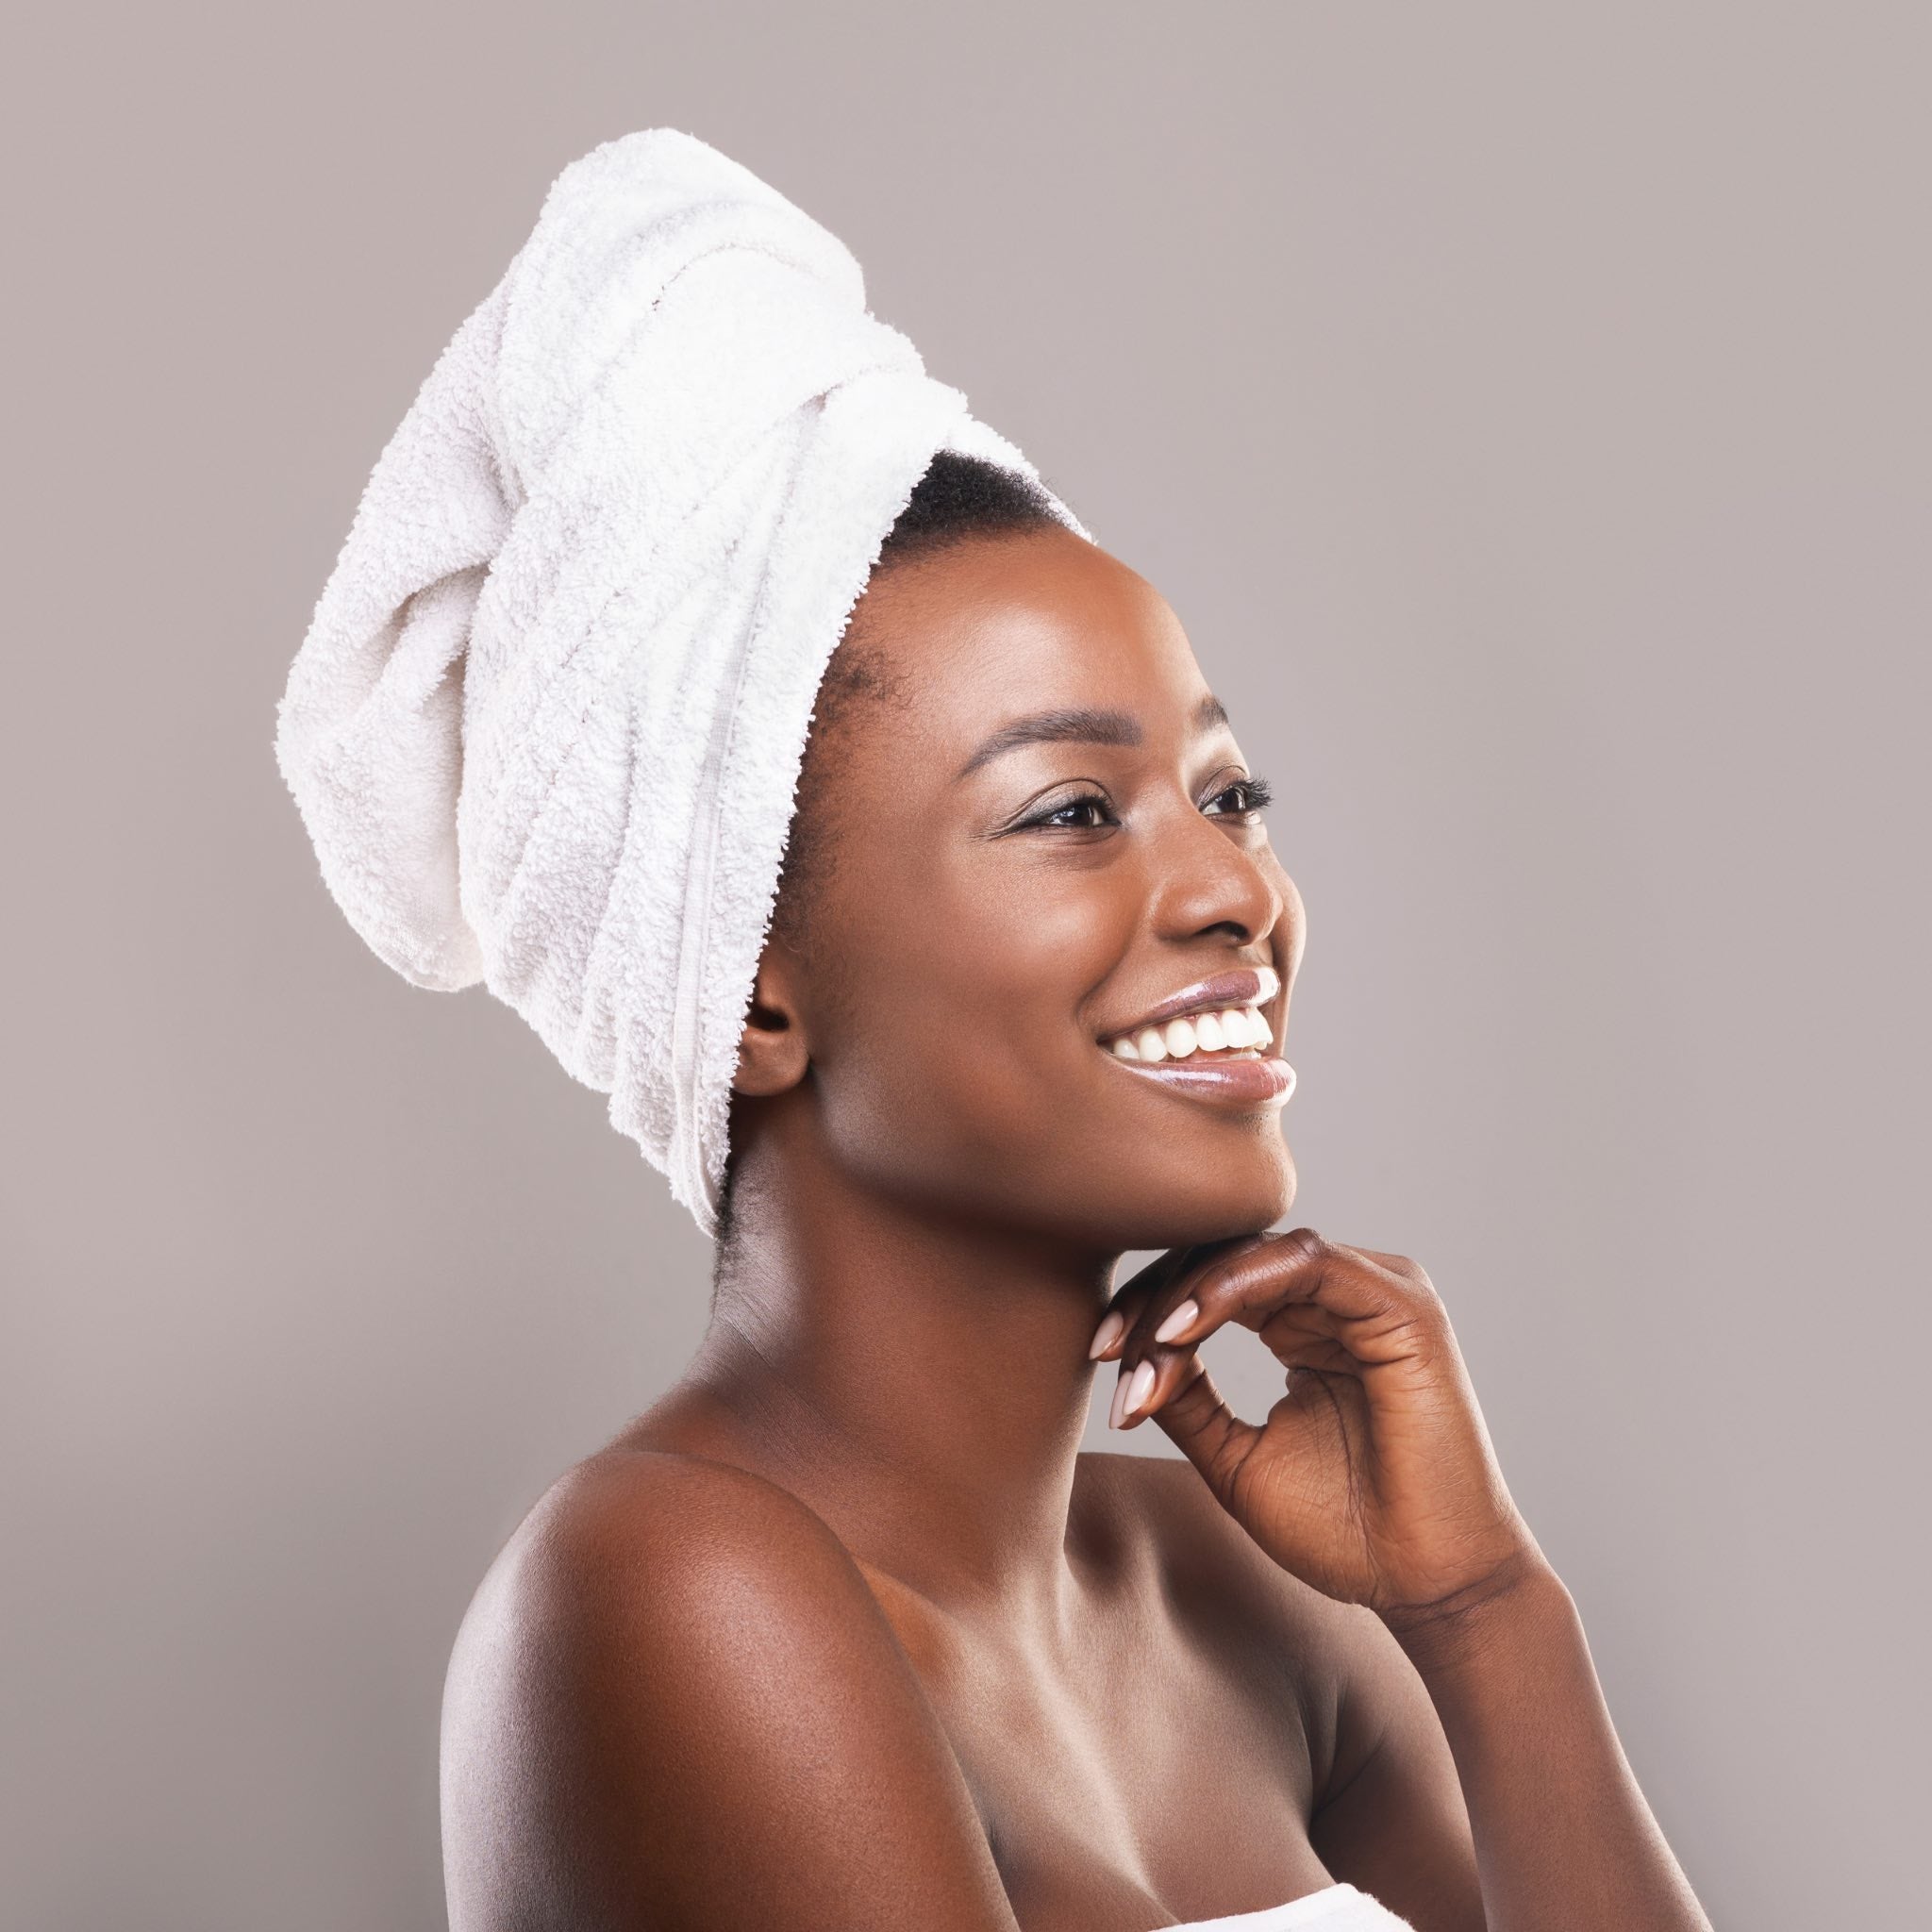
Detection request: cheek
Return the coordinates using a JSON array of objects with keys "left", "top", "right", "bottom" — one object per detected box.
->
[{"left": 814, "top": 852, "right": 1133, "bottom": 1180}]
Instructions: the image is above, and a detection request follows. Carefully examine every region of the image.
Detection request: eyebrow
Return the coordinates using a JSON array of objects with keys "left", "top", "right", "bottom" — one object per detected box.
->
[{"left": 953, "top": 691, "right": 1231, "bottom": 781}]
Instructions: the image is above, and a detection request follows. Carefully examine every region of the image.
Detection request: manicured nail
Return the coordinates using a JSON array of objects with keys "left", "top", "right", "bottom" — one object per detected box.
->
[
  {"left": 1123, "top": 1358, "right": 1157, "bottom": 1422},
  {"left": 1089, "top": 1309, "right": 1126, "bottom": 1359},
  {"left": 1153, "top": 1298, "right": 1199, "bottom": 1344},
  {"left": 1108, "top": 1365, "right": 1132, "bottom": 1428}
]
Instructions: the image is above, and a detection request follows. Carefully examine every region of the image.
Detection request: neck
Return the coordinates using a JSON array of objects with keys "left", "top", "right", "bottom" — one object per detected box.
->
[{"left": 676, "top": 1139, "right": 1124, "bottom": 1639}]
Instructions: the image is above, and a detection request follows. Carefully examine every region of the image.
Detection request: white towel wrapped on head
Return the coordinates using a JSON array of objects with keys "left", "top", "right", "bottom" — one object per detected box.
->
[{"left": 274, "top": 127, "right": 1089, "bottom": 1238}]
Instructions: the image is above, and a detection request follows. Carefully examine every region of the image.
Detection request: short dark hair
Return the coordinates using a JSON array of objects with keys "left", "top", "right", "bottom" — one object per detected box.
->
[
  {"left": 872, "top": 445, "right": 1063, "bottom": 568},
  {"left": 712, "top": 450, "right": 1066, "bottom": 1251}
]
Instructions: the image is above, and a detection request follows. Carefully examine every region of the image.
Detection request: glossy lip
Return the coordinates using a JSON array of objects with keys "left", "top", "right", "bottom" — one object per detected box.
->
[
  {"left": 1103, "top": 1049, "right": 1297, "bottom": 1109},
  {"left": 1096, "top": 963, "right": 1282, "bottom": 1046}
]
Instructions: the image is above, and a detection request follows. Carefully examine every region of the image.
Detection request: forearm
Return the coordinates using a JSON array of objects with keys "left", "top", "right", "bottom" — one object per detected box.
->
[{"left": 1384, "top": 1563, "right": 1712, "bottom": 1932}]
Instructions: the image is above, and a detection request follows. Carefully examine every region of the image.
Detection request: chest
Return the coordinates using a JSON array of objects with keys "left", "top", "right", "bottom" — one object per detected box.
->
[{"left": 906, "top": 1607, "right": 1335, "bottom": 1932}]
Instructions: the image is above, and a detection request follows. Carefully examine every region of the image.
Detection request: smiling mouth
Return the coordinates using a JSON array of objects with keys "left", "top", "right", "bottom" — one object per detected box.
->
[
  {"left": 1093, "top": 965, "right": 1295, "bottom": 1108},
  {"left": 1095, "top": 963, "right": 1282, "bottom": 1066},
  {"left": 1098, "top": 1034, "right": 1296, "bottom": 1106},
  {"left": 1100, "top": 1003, "right": 1274, "bottom": 1066}
]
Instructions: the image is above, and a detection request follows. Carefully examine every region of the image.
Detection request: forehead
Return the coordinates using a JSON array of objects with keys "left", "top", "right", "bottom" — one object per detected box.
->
[{"left": 849, "top": 527, "right": 1208, "bottom": 764}]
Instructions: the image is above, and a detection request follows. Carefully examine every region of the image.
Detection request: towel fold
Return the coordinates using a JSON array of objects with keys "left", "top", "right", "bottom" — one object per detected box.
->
[{"left": 275, "top": 128, "right": 1088, "bottom": 1236}]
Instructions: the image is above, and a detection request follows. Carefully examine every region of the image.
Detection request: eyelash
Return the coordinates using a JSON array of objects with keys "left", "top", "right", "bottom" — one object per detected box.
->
[{"left": 1024, "top": 774, "right": 1274, "bottom": 832}]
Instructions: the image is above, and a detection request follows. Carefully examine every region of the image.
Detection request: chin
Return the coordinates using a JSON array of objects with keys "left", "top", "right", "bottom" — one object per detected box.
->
[{"left": 1085, "top": 1142, "right": 1297, "bottom": 1253}]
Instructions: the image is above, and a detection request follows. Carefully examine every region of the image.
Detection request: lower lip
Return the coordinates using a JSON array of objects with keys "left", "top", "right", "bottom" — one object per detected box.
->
[{"left": 1101, "top": 1048, "right": 1296, "bottom": 1108}]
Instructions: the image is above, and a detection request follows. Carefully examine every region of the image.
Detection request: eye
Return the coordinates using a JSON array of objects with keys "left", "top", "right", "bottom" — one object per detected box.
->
[
  {"left": 1203, "top": 774, "right": 1274, "bottom": 819},
  {"left": 1023, "top": 789, "right": 1118, "bottom": 831}
]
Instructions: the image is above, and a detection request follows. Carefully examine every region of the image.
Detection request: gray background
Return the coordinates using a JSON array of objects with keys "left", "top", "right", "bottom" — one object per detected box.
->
[{"left": 4, "top": 4, "right": 1925, "bottom": 1927}]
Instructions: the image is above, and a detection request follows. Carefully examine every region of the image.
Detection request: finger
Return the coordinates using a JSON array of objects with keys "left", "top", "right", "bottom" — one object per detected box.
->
[
  {"left": 1144, "top": 1228, "right": 1442, "bottom": 1368},
  {"left": 1139, "top": 1354, "right": 1264, "bottom": 1503},
  {"left": 1105, "top": 1233, "right": 1270, "bottom": 1362},
  {"left": 1118, "top": 1318, "right": 1359, "bottom": 1432},
  {"left": 1346, "top": 1244, "right": 1437, "bottom": 1294},
  {"left": 1088, "top": 1240, "right": 1236, "bottom": 1360},
  {"left": 1253, "top": 1299, "right": 1369, "bottom": 1374},
  {"left": 1108, "top": 1287, "right": 1305, "bottom": 1393}
]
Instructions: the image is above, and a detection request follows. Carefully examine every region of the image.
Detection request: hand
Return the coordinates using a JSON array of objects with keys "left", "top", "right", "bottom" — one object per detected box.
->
[{"left": 1091, "top": 1228, "right": 1547, "bottom": 1630}]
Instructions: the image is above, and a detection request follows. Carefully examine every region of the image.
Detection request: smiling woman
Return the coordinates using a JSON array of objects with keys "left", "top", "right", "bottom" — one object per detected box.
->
[
  {"left": 276, "top": 129, "right": 1712, "bottom": 1932},
  {"left": 439, "top": 441, "right": 1710, "bottom": 1932},
  {"left": 714, "top": 449, "right": 1307, "bottom": 1262}
]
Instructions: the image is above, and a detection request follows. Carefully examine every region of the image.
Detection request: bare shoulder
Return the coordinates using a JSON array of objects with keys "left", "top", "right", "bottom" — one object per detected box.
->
[
  {"left": 441, "top": 1447, "right": 1020, "bottom": 1932},
  {"left": 1077, "top": 1452, "right": 1419, "bottom": 1779},
  {"left": 1079, "top": 1452, "right": 1483, "bottom": 1929},
  {"left": 1078, "top": 1450, "right": 1360, "bottom": 1672}
]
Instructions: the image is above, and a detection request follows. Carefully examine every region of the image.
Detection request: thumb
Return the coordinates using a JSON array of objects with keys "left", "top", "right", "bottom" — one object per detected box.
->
[{"left": 1149, "top": 1353, "right": 1262, "bottom": 1507}]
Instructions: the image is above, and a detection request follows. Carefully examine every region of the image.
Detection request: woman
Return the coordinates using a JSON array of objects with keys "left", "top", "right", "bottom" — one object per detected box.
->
[
  {"left": 436, "top": 450, "right": 1713, "bottom": 1932},
  {"left": 276, "top": 132, "right": 1713, "bottom": 1932}
]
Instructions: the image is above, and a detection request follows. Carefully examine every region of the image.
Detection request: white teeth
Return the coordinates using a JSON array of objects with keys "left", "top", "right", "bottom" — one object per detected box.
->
[{"left": 1107, "top": 1004, "right": 1274, "bottom": 1061}]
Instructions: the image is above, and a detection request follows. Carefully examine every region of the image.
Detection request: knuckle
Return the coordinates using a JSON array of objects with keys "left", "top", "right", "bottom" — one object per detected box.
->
[
  {"left": 1393, "top": 1255, "right": 1438, "bottom": 1295},
  {"left": 1405, "top": 1267, "right": 1446, "bottom": 1316}
]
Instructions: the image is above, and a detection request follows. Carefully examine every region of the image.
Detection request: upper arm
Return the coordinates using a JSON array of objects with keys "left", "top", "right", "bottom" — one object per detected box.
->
[
  {"left": 1307, "top": 1603, "right": 1487, "bottom": 1932},
  {"left": 441, "top": 1452, "right": 1020, "bottom": 1932}
]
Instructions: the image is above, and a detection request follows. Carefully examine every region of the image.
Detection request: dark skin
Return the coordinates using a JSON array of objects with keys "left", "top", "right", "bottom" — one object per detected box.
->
[{"left": 440, "top": 525, "right": 1714, "bottom": 1932}]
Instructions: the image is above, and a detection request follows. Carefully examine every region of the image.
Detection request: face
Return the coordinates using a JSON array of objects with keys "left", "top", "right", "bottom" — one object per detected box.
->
[{"left": 737, "top": 524, "right": 1307, "bottom": 1252}]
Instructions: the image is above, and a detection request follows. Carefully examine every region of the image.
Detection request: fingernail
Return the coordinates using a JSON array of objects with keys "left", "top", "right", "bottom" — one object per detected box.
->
[
  {"left": 1123, "top": 1359, "right": 1157, "bottom": 1422},
  {"left": 1108, "top": 1367, "right": 1130, "bottom": 1429},
  {"left": 1153, "top": 1298, "right": 1199, "bottom": 1344},
  {"left": 1089, "top": 1309, "right": 1126, "bottom": 1359}
]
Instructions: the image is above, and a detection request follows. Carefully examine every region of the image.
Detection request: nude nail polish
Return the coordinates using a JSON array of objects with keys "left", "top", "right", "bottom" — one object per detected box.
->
[{"left": 1153, "top": 1299, "right": 1198, "bottom": 1343}]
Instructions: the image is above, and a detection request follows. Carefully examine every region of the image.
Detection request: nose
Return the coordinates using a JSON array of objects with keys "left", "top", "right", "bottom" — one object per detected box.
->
[{"left": 1144, "top": 794, "right": 1290, "bottom": 957}]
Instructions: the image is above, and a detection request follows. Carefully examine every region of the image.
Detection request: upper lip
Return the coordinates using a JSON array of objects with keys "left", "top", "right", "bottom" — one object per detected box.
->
[{"left": 1097, "top": 963, "right": 1282, "bottom": 1043}]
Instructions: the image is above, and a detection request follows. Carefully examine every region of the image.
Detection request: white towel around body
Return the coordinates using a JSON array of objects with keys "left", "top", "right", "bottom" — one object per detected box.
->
[{"left": 274, "top": 128, "right": 1089, "bottom": 1236}]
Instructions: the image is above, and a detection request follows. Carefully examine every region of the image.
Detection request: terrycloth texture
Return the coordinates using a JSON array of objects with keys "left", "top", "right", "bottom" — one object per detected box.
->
[
  {"left": 275, "top": 128, "right": 1090, "bottom": 1237},
  {"left": 1166, "top": 1882, "right": 1418, "bottom": 1930}
]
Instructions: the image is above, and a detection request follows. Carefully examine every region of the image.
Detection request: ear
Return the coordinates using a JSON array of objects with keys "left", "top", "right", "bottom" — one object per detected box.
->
[{"left": 731, "top": 941, "right": 812, "bottom": 1096}]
